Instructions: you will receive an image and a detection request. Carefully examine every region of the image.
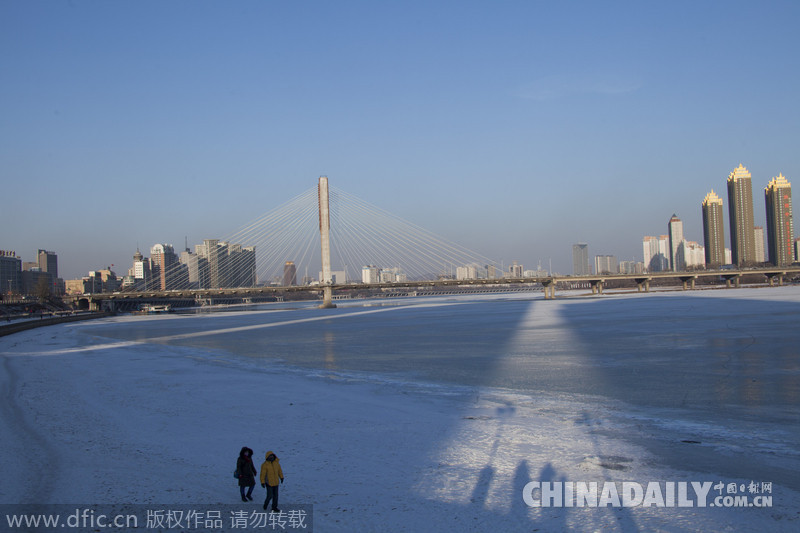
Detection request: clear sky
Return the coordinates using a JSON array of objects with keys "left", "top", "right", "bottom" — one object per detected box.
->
[{"left": 2, "top": 0, "right": 799, "bottom": 279}]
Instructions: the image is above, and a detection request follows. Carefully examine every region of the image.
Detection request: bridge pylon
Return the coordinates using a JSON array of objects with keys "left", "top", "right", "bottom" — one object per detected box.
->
[{"left": 318, "top": 176, "right": 337, "bottom": 308}]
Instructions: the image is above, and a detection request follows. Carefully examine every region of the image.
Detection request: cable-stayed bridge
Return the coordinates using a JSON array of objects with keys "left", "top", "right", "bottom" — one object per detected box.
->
[
  {"left": 115, "top": 177, "right": 504, "bottom": 307},
  {"left": 223, "top": 177, "right": 501, "bottom": 290},
  {"left": 81, "top": 178, "right": 800, "bottom": 311}
]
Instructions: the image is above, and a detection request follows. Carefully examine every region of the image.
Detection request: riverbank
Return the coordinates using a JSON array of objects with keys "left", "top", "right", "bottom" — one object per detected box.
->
[{"left": 0, "top": 311, "right": 114, "bottom": 338}]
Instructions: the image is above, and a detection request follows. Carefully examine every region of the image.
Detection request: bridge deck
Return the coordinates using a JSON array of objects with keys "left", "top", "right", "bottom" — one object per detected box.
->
[{"left": 81, "top": 267, "right": 800, "bottom": 303}]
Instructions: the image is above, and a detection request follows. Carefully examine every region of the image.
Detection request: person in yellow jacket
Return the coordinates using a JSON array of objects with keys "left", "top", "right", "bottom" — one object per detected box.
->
[{"left": 259, "top": 451, "right": 284, "bottom": 512}]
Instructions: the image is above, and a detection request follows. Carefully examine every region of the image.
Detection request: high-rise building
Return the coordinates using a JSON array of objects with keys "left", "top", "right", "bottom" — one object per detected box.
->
[
  {"left": 242, "top": 246, "right": 256, "bottom": 286},
  {"left": 456, "top": 265, "right": 478, "bottom": 280},
  {"left": 199, "top": 239, "right": 226, "bottom": 289},
  {"left": 0, "top": 250, "right": 22, "bottom": 295},
  {"left": 753, "top": 226, "right": 766, "bottom": 264},
  {"left": 727, "top": 164, "right": 756, "bottom": 266},
  {"left": 37, "top": 249, "right": 58, "bottom": 279},
  {"left": 509, "top": 261, "right": 523, "bottom": 278},
  {"left": 194, "top": 239, "right": 255, "bottom": 288},
  {"left": 179, "top": 250, "right": 209, "bottom": 289},
  {"left": 642, "top": 235, "right": 669, "bottom": 272},
  {"left": 151, "top": 244, "right": 179, "bottom": 291},
  {"left": 667, "top": 215, "right": 685, "bottom": 271},
  {"left": 619, "top": 261, "right": 645, "bottom": 274},
  {"left": 318, "top": 270, "right": 347, "bottom": 284},
  {"left": 380, "top": 267, "right": 406, "bottom": 283},
  {"left": 765, "top": 173, "right": 794, "bottom": 267},
  {"left": 794, "top": 237, "right": 800, "bottom": 263},
  {"left": 283, "top": 261, "right": 297, "bottom": 286},
  {"left": 572, "top": 243, "right": 590, "bottom": 275},
  {"left": 226, "top": 244, "right": 256, "bottom": 287},
  {"left": 702, "top": 190, "right": 726, "bottom": 268},
  {"left": 594, "top": 255, "right": 618, "bottom": 275},
  {"left": 130, "top": 249, "right": 154, "bottom": 290},
  {"left": 362, "top": 265, "right": 380, "bottom": 284},
  {"left": 682, "top": 241, "right": 705, "bottom": 269}
]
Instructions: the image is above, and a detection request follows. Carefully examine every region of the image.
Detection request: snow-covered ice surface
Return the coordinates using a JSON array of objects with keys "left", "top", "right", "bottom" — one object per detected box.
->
[{"left": 2, "top": 287, "right": 799, "bottom": 531}]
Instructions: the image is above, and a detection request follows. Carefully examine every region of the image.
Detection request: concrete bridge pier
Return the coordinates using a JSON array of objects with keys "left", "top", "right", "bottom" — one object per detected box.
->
[
  {"left": 766, "top": 272, "right": 785, "bottom": 286},
  {"left": 635, "top": 278, "right": 651, "bottom": 292},
  {"left": 321, "top": 285, "right": 335, "bottom": 308},
  {"left": 679, "top": 276, "right": 697, "bottom": 290},
  {"left": 542, "top": 280, "right": 556, "bottom": 300},
  {"left": 723, "top": 274, "right": 741, "bottom": 288},
  {"left": 590, "top": 280, "right": 604, "bottom": 295}
]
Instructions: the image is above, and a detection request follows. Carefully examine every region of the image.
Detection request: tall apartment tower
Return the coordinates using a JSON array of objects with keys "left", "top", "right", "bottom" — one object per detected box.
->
[
  {"left": 765, "top": 173, "right": 794, "bottom": 266},
  {"left": 572, "top": 243, "right": 590, "bottom": 275},
  {"left": 200, "top": 239, "right": 226, "bottom": 289},
  {"left": 667, "top": 215, "right": 685, "bottom": 271},
  {"left": 150, "top": 244, "right": 178, "bottom": 291},
  {"left": 226, "top": 244, "right": 256, "bottom": 287},
  {"left": 701, "top": 190, "right": 726, "bottom": 268},
  {"left": 727, "top": 164, "right": 756, "bottom": 266},
  {"left": 179, "top": 249, "right": 209, "bottom": 289},
  {"left": 753, "top": 226, "right": 766, "bottom": 263}
]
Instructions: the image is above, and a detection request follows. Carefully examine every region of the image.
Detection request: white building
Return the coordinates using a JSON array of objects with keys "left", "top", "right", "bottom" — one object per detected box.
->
[
  {"left": 523, "top": 268, "right": 549, "bottom": 278},
  {"left": 318, "top": 270, "right": 347, "bottom": 284},
  {"left": 362, "top": 265, "right": 381, "bottom": 284},
  {"left": 594, "top": 255, "right": 618, "bottom": 275},
  {"left": 619, "top": 261, "right": 645, "bottom": 274},
  {"left": 682, "top": 241, "right": 705, "bottom": 269},
  {"left": 456, "top": 265, "right": 478, "bottom": 280},
  {"left": 383, "top": 267, "right": 407, "bottom": 283},
  {"left": 643, "top": 235, "right": 670, "bottom": 272}
]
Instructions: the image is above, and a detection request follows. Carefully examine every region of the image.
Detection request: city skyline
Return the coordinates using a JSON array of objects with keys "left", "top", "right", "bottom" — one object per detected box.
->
[
  {"left": 2, "top": 2, "right": 799, "bottom": 279},
  {"left": 3, "top": 162, "right": 797, "bottom": 284}
]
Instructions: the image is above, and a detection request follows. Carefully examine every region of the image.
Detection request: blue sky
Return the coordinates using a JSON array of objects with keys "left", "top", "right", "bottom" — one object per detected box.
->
[{"left": 2, "top": 1, "right": 798, "bottom": 279}]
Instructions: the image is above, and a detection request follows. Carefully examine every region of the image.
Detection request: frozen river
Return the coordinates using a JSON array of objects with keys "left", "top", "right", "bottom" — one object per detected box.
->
[
  {"left": 82, "top": 288, "right": 800, "bottom": 489},
  {"left": 85, "top": 291, "right": 800, "bottom": 420},
  {"left": 4, "top": 286, "right": 799, "bottom": 531}
]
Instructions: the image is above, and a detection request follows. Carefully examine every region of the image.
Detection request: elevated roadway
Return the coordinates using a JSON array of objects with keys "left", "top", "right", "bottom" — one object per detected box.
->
[{"left": 78, "top": 266, "right": 800, "bottom": 311}]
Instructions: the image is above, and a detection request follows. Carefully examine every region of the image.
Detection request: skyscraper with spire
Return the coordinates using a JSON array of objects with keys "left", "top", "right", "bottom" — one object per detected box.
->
[
  {"left": 727, "top": 164, "right": 756, "bottom": 266},
  {"left": 702, "top": 190, "right": 726, "bottom": 268},
  {"left": 765, "top": 173, "right": 794, "bottom": 266}
]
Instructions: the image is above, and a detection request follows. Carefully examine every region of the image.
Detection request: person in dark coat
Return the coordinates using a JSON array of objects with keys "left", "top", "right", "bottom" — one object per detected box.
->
[{"left": 236, "top": 447, "right": 257, "bottom": 502}]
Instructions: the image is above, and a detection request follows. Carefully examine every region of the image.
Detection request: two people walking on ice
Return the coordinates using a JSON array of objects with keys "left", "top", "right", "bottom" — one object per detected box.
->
[{"left": 236, "top": 447, "right": 284, "bottom": 512}]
